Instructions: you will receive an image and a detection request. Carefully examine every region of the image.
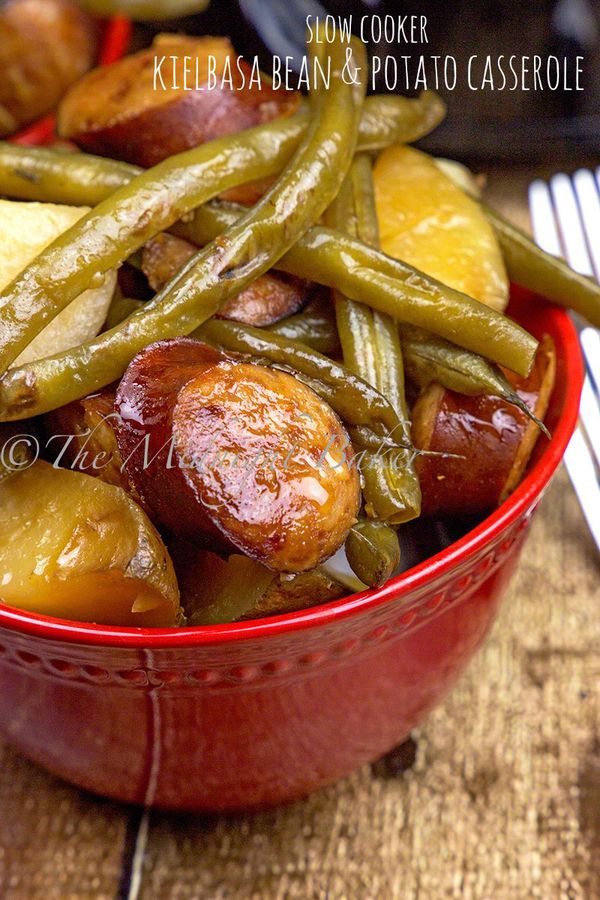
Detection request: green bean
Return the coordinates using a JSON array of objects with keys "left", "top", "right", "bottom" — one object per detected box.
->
[
  {"left": 178, "top": 203, "right": 537, "bottom": 375},
  {"left": 0, "top": 144, "right": 137, "bottom": 206},
  {"left": 326, "top": 174, "right": 377, "bottom": 381},
  {"left": 328, "top": 153, "right": 420, "bottom": 525},
  {"left": 401, "top": 325, "right": 549, "bottom": 436},
  {"left": 345, "top": 520, "right": 401, "bottom": 588},
  {"left": 196, "top": 319, "right": 398, "bottom": 432},
  {"left": 103, "top": 295, "right": 144, "bottom": 331},
  {"left": 77, "top": 0, "right": 211, "bottom": 19},
  {"left": 351, "top": 92, "right": 445, "bottom": 151},
  {"left": 0, "top": 34, "right": 366, "bottom": 420},
  {"left": 267, "top": 298, "right": 340, "bottom": 356},
  {"left": 0, "top": 93, "right": 444, "bottom": 206},
  {"left": 482, "top": 201, "right": 600, "bottom": 328},
  {"left": 325, "top": 154, "right": 407, "bottom": 579}
]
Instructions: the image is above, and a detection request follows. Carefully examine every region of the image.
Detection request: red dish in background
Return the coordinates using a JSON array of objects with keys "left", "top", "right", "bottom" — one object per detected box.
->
[
  {"left": 9, "top": 15, "right": 132, "bottom": 147},
  {"left": 0, "top": 286, "right": 583, "bottom": 811}
]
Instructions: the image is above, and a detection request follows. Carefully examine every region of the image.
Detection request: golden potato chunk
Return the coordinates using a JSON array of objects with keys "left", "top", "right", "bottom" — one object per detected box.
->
[
  {"left": 0, "top": 461, "right": 181, "bottom": 626},
  {"left": 374, "top": 146, "right": 509, "bottom": 312},
  {"left": 0, "top": 200, "right": 116, "bottom": 368}
]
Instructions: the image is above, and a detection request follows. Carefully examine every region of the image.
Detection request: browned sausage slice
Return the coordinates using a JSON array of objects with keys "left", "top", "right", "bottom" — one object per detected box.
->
[{"left": 115, "top": 338, "right": 360, "bottom": 572}]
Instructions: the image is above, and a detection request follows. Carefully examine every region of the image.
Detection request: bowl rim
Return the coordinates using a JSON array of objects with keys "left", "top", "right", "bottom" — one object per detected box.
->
[{"left": 0, "top": 295, "right": 584, "bottom": 648}]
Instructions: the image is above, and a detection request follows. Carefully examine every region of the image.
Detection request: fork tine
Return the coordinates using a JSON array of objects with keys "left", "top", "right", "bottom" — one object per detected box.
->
[
  {"left": 550, "top": 174, "right": 600, "bottom": 469},
  {"left": 581, "top": 328, "right": 600, "bottom": 393},
  {"left": 528, "top": 180, "right": 562, "bottom": 255},
  {"left": 563, "top": 432, "right": 600, "bottom": 552},
  {"left": 579, "top": 378, "right": 600, "bottom": 470},
  {"left": 529, "top": 171, "right": 600, "bottom": 555},
  {"left": 572, "top": 169, "right": 600, "bottom": 279},
  {"left": 549, "top": 173, "right": 594, "bottom": 275}
]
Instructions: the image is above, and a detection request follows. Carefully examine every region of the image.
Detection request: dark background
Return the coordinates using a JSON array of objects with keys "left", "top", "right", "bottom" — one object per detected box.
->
[{"left": 138, "top": 0, "right": 600, "bottom": 164}]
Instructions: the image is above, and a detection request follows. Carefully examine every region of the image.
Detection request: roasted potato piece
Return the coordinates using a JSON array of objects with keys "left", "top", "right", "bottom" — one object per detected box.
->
[
  {"left": 142, "top": 233, "right": 310, "bottom": 326},
  {"left": 0, "top": 200, "right": 116, "bottom": 368},
  {"left": 0, "top": 461, "right": 181, "bottom": 626},
  {"left": 44, "top": 387, "right": 130, "bottom": 492},
  {"left": 374, "top": 145, "right": 509, "bottom": 312},
  {"left": 115, "top": 338, "right": 360, "bottom": 572},
  {"left": 413, "top": 336, "right": 556, "bottom": 517},
  {"left": 0, "top": 0, "right": 97, "bottom": 136},
  {"left": 58, "top": 34, "right": 299, "bottom": 167},
  {"left": 170, "top": 542, "right": 346, "bottom": 625}
]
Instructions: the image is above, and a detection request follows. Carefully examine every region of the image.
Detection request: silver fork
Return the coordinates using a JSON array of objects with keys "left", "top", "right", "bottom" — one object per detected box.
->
[{"left": 529, "top": 169, "right": 600, "bottom": 553}]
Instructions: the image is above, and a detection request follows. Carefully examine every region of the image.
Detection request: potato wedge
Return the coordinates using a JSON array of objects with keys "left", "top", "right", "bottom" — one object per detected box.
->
[
  {"left": 58, "top": 34, "right": 299, "bottom": 168},
  {"left": 412, "top": 336, "right": 556, "bottom": 517},
  {"left": 0, "top": 461, "right": 181, "bottom": 626},
  {"left": 374, "top": 145, "right": 509, "bottom": 312},
  {"left": 0, "top": 200, "right": 116, "bottom": 368}
]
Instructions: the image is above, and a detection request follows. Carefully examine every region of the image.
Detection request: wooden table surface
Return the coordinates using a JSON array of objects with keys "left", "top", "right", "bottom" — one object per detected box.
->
[{"left": 0, "top": 175, "right": 598, "bottom": 900}]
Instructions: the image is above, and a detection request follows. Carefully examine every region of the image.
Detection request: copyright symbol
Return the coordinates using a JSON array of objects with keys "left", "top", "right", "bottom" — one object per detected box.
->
[{"left": 0, "top": 434, "right": 39, "bottom": 472}]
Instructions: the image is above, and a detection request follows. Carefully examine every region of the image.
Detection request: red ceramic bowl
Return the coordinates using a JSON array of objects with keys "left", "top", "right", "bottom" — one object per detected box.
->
[{"left": 0, "top": 288, "right": 583, "bottom": 811}]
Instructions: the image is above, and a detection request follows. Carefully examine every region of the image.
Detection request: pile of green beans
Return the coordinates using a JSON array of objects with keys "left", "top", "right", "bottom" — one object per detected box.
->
[
  {"left": 179, "top": 205, "right": 538, "bottom": 375},
  {"left": 0, "top": 94, "right": 445, "bottom": 205},
  {"left": 0, "top": 116, "right": 308, "bottom": 372},
  {"left": 0, "top": 175, "right": 538, "bottom": 420},
  {"left": 0, "top": 92, "right": 444, "bottom": 375},
  {"left": 0, "top": 17, "right": 588, "bottom": 613},
  {"left": 0, "top": 32, "right": 367, "bottom": 418},
  {"left": 265, "top": 305, "right": 546, "bottom": 432},
  {"left": 0, "top": 142, "right": 535, "bottom": 377}
]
